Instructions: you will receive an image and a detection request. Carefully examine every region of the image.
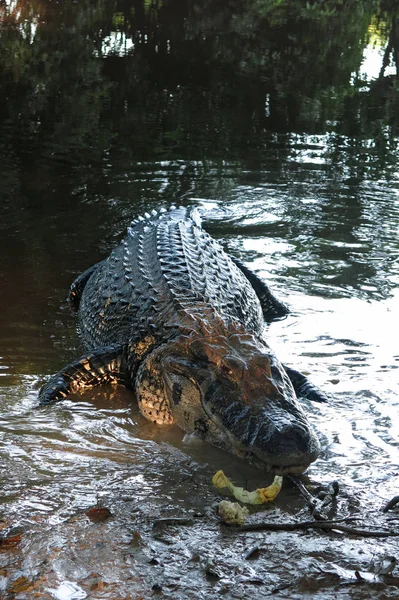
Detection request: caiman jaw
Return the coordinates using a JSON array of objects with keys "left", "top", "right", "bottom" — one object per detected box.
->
[
  {"left": 201, "top": 382, "right": 320, "bottom": 475},
  {"left": 220, "top": 442, "right": 319, "bottom": 475},
  {"left": 243, "top": 452, "right": 316, "bottom": 475}
]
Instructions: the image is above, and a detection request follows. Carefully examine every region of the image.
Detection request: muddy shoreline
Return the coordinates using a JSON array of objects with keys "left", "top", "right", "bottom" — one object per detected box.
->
[{"left": 2, "top": 465, "right": 399, "bottom": 600}]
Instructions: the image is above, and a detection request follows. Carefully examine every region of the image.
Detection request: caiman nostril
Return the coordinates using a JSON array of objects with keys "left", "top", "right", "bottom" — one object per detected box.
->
[{"left": 251, "top": 416, "right": 321, "bottom": 469}]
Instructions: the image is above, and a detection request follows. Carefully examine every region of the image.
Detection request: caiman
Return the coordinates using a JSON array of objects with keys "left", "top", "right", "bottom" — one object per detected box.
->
[{"left": 39, "top": 206, "right": 326, "bottom": 475}]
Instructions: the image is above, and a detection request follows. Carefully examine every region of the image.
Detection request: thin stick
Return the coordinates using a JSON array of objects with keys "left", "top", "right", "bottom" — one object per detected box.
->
[
  {"left": 287, "top": 475, "right": 332, "bottom": 520},
  {"left": 237, "top": 519, "right": 399, "bottom": 537},
  {"left": 152, "top": 517, "right": 194, "bottom": 527}
]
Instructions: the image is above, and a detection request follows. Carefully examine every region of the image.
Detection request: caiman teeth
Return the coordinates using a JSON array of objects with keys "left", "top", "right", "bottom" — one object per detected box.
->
[
  {"left": 272, "top": 464, "right": 309, "bottom": 475},
  {"left": 245, "top": 452, "right": 311, "bottom": 475}
]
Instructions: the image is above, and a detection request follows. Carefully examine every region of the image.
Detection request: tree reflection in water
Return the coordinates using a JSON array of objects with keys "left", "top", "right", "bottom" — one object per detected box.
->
[{"left": 0, "top": 0, "right": 398, "bottom": 179}]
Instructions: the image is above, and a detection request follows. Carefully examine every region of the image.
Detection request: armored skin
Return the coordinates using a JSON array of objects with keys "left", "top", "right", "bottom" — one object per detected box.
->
[{"left": 39, "top": 206, "right": 326, "bottom": 474}]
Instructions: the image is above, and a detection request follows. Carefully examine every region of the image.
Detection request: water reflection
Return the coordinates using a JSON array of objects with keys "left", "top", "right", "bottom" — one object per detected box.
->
[{"left": 1, "top": 0, "right": 398, "bottom": 180}]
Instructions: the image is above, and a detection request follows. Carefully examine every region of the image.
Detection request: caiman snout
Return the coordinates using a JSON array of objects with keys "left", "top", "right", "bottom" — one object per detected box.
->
[
  {"left": 249, "top": 413, "right": 320, "bottom": 474},
  {"left": 204, "top": 388, "right": 320, "bottom": 474}
]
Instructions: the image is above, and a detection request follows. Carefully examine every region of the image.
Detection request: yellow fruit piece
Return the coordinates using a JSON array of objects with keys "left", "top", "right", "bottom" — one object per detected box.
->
[
  {"left": 218, "top": 500, "right": 249, "bottom": 525},
  {"left": 212, "top": 470, "right": 283, "bottom": 504}
]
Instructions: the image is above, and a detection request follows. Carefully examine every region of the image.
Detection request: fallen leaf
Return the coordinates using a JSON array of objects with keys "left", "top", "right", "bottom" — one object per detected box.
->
[
  {"left": 0, "top": 533, "right": 22, "bottom": 550},
  {"left": 11, "top": 576, "right": 34, "bottom": 593},
  {"left": 130, "top": 530, "right": 142, "bottom": 547},
  {"left": 85, "top": 507, "right": 113, "bottom": 523},
  {"left": 90, "top": 580, "right": 105, "bottom": 591}
]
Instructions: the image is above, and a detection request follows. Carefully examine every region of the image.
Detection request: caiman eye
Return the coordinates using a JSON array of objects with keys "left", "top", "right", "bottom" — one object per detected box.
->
[
  {"left": 220, "top": 357, "right": 245, "bottom": 380},
  {"left": 220, "top": 364, "right": 234, "bottom": 378}
]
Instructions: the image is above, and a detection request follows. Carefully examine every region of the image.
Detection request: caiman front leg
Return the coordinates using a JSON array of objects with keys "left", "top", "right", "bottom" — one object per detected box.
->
[
  {"left": 284, "top": 365, "right": 329, "bottom": 403},
  {"left": 38, "top": 344, "right": 131, "bottom": 404}
]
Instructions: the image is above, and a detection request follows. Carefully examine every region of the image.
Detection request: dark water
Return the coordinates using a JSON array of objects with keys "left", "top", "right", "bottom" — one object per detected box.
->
[{"left": 1, "top": 1, "right": 399, "bottom": 598}]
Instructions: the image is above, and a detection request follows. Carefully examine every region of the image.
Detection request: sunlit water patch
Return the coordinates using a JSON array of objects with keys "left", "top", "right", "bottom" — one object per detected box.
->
[{"left": 358, "top": 42, "right": 397, "bottom": 82}]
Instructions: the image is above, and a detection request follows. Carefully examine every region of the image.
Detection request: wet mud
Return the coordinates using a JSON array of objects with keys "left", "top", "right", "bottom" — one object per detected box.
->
[
  {"left": 1, "top": 450, "right": 399, "bottom": 600},
  {"left": 1, "top": 382, "right": 398, "bottom": 599}
]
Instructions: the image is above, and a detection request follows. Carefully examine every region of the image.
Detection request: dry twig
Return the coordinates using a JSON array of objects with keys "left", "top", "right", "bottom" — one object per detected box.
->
[{"left": 237, "top": 518, "right": 399, "bottom": 537}]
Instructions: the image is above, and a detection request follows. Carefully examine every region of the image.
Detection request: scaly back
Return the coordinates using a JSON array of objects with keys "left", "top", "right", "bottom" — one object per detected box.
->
[{"left": 78, "top": 207, "right": 264, "bottom": 349}]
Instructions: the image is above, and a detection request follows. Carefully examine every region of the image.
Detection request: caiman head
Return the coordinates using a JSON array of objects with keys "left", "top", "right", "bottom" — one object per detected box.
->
[{"left": 135, "top": 326, "right": 320, "bottom": 475}]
